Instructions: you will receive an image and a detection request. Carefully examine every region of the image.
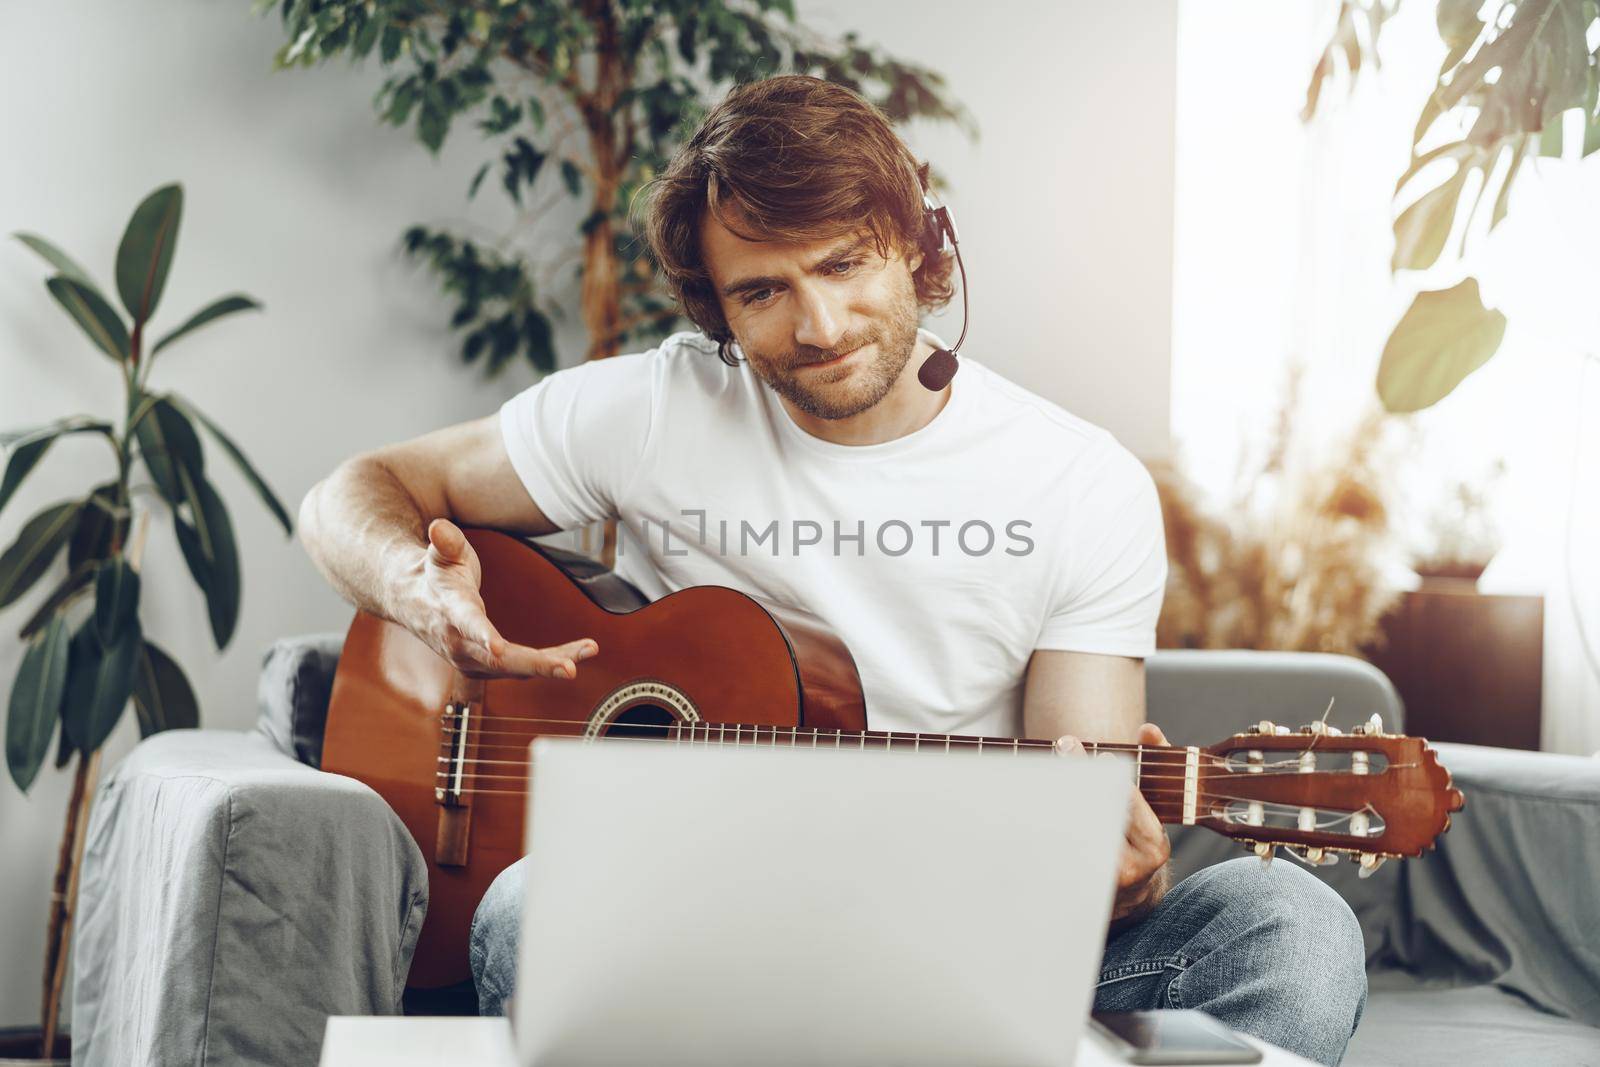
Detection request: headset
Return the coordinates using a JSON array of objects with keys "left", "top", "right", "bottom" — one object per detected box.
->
[{"left": 915, "top": 191, "right": 968, "bottom": 391}]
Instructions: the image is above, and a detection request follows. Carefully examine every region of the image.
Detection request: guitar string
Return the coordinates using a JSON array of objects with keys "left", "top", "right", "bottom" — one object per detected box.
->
[
  {"left": 430, "top": 767, "right": 1388, "bottom": 804},
  {"left": 429, "top": 779, "right": 1388, "bottom": 832},
  {"left": 457, "top": 718, "right": 1378, "bottom": 765},
  {"left": 467, "top": 712, "right": 1337, "bottom": 756},
  {"left": 444, "top": 723, "right": 1266, "bottom": 768},
  {"left": 444, "top": 737, "right": 1220, "bottom": 762},
  {"left": 438, "top": 747, "right": 1394, "bottom": 779},
  {"left": 439, "top": 736, "right": 1383, "bottom": 776},
  {"left": 427, "top": 757, "right": 1389, "bottom": 784}
]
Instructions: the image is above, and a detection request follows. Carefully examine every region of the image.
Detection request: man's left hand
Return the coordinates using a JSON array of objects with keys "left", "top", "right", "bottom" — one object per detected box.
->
[{"left": 1055, "top": 722, "right": 1173, "bottom": 929}]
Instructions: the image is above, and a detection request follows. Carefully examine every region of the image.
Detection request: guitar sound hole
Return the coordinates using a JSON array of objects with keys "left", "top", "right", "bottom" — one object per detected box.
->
[{"left": 604, "top": 704, "right": 678, "bottom": 741}]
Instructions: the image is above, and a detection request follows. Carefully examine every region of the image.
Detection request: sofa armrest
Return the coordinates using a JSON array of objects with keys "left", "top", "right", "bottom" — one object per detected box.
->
[
  {"left": 255, "top": 632, "right": 346, "bottom": 767},
  {"left": 73, "top": 729, "right": 428, "bottom": 1067},
  {"left": 1148, "top": 650, "right": 1408, "bottom": 959},
  {"left": 1385, "top": 742, "right": 1600, "bottom": 1025}
]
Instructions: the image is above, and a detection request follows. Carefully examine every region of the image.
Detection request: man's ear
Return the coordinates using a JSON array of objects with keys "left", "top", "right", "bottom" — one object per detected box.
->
[{"left": 904, "top": 242, "right": 924, "bottom": 276}]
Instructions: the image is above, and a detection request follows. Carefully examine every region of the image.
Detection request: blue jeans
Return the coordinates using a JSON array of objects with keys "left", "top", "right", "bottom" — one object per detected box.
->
[{"left": 471, "top": 855, "right": 1367, "bottom": 1066}]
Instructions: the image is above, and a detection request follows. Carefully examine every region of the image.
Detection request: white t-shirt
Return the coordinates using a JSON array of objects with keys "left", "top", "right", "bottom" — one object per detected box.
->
[{"left": 499, "top": 330, "right": 1166, "bottom": 738}]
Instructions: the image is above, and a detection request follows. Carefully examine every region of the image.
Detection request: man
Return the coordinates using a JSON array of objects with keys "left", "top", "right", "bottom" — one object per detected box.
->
[{"left": 299, "top": 75, "right": 1366, "bottom": 1064}]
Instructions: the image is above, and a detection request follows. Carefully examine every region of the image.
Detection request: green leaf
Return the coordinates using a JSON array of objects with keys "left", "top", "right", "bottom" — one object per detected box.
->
[
  {"left": 93, "top": 556, "right": 141, "bottom": 646},
  {"left": 17, "top": 560, "right": 98, "bottom": 642},
  {"left": 6, "top": 614, "right": 70, "bottom": 793},
  {"left": 0, "top": 502, "right": 81, "bottom": 610},
  {"left": 13, "top": 233, "right": 96, "bottom": 289},
  {"left": 1392, "top": 163, "right": 1470, "bottom": 273},
  {"left": 53, "top": 715, "right": 74, "bottom": 770},
  {"left": 1394, "top": 141, "right": 1475, "bottom": 196},
  {"left": 150, "top": 294, "right": 262, "bottom": 357},
  {"left": 68, "top": 483, "right": 124, "bottom": 571},
  {"left": 167, "top": 396, "right": 293, "bottom": 535},
  {"left": 131, "top": 640, "right": 199, "bottom": 737},
  {"left": 419, "top": 99, "right": 449, "bottom": 153},
  {"left": 0, "top": 418, "right": 113, "bottom": 522},
  {"left": 61, "top": 616, "right": 142, "bottom": 754},
  {"left": 468, "top": 161, "right": 491, "bottom": 200},
  {"left": 353, "top": 13, "right": 384, "bottom": 58},
  {"left": 1377, "top": 277, "right": 1507, "bottom": 413},
  {"left": 173, "top": 472, "right": 241, "bottom": 650},
  {"left": 1539, "top": 113, "right": 1565, "bottom": 158},
  {"left": 116, "top": 183, "right": 184, "bottom": 327},
  {"left": 135, "top": 397, "right": 205, "bottom": 507},
  {"left": 380, "top": 25, "right": 404, "bottom": 63},
  {"left": 560, "top": 159, "right": 583, "bottom": 198},
  {"left": 1436, "top": 0, "right": 1482, "bottom": 48},
  {"left": 46, "top": 276, "right": 130, "bottom": 362}
]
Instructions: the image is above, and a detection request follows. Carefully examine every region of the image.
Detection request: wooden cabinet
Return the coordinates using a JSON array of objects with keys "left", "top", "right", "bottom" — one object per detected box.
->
[{"left": 1364, "top": 581, "right": 1544, "bottom": 750}]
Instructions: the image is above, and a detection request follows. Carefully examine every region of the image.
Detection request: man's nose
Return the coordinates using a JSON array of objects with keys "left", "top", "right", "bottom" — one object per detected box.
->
[{"left": 791, "top": 285, "right": 846, "bottom": 352}]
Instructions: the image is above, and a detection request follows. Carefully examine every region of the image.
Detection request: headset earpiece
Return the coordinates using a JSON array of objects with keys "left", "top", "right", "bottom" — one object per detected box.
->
[
  {"left": 919, "top": 195, "right": 955, "bottom": 264},
  {"left": 914, "top": 192, "right": 968, "bottom": 392}
]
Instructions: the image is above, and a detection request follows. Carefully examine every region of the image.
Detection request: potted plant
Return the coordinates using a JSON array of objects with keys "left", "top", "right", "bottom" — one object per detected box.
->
[
  {"left": 1, "top": 182, "right": 291, "bottom": 1063},
  {"left": 259, "top": 0, "right": 975, "bottom": 373}
]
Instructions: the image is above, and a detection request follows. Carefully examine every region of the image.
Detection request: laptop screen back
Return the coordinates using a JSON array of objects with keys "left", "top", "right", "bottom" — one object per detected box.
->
[{"left": 513, "top": 737, "right": 1129, "bottom": 1067}]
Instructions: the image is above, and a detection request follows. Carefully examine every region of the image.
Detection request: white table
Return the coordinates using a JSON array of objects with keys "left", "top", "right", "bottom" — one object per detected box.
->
[{"left": 320, "top": 1016, "right": 1319, "bottom": 1067}]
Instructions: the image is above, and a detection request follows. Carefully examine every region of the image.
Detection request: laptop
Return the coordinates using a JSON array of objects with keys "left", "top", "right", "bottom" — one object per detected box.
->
[{"left": 512, "top": 736, "right": 1131, "bottom": 1067}]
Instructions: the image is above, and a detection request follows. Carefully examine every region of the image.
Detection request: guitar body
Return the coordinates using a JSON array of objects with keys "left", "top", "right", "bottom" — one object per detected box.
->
[{"left": 322, "top": 529, "right": 868, "bottom": 988}]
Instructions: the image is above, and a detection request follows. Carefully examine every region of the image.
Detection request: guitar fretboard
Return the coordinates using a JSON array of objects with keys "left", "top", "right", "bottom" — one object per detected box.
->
[{"left": 665, "top": 721, "right": 1203, "bottom": 825}]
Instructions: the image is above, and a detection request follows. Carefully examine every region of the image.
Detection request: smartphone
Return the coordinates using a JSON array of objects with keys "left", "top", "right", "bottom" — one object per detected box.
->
[{"left": 1090, "top": 1010, "right": 1264, "bottom": 1065}]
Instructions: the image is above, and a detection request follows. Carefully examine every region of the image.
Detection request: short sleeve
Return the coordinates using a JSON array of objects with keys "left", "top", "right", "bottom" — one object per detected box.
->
[
  {"left": 1034, "top": 441, "right": 1167, "bottom": 657},
  {"left": 498, "top": 349, "right": 658, "bottom": 530}
]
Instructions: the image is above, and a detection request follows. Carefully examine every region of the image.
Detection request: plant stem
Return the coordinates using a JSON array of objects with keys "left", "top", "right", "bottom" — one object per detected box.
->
[
  {"left": 40, "top": 749, "right": 100, "bottom": 1058},
  {"left": 38, "top": 510, "right": 145, "bottom": 1057}
]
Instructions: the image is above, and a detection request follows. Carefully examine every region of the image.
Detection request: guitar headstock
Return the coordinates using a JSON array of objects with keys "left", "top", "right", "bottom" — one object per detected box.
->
[{"left": 1196, "top": 714, "right": 1465, "bottom": 876}]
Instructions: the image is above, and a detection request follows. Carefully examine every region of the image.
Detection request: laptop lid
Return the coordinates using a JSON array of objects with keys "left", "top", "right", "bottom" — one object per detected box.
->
[{"left": 513, "top": 737, "right": 1130, "bottom": 1067}]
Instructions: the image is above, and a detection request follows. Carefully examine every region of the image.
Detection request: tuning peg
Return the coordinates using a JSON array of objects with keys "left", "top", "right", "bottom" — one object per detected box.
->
[
  {"left": 1357, "top": 852, "right": 1386, "bottom": 879},
  {"left": 1253, "top": 842, "right": 1275, "bottom": 868},
  {"left": 1285, "top": 846, "right": 1338, "bottom": 867},
  {"left": 1352, "top": 713, "right": 1385, "bottom": 737},
  {"left": 1255, "top": 720, "right": 1275, "bottom": 735}
]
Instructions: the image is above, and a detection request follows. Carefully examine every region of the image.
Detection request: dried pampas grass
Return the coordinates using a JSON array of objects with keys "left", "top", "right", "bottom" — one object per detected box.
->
[{"left": 1152, "top": 373, "right": 1407, "bottom": 655}]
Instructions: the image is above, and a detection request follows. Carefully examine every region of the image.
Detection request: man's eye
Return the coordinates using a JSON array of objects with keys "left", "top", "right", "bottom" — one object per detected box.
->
[
  {"left": 744, "top": 288, "right": 775, "bottom": 306},
  {"left": 829, "top": 259, "right": 860, "bottom": 275}
]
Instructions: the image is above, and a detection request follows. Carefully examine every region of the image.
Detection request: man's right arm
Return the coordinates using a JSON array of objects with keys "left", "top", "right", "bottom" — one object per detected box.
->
[{"left": 298, "top": 414, "right": 597, "bottom": 680}]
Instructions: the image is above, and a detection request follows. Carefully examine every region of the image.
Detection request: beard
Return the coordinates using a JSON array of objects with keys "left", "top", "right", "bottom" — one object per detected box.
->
[{"left": 740, "top": 278, "right": 922, "bottom": 421}]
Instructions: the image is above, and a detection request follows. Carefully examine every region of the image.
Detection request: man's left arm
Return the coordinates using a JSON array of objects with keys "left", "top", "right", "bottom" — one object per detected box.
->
[{"left": 1023, "top": 649, "right": 1172, "bottom": 930}]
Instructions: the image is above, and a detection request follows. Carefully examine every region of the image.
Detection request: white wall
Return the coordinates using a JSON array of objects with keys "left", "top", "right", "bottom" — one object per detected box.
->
[
  {"left": 801, "top": 0, "right": 1177, "bottom": 462},
  {"left": 0, "top": 0, "right": 1175, "bottom": 1025}
]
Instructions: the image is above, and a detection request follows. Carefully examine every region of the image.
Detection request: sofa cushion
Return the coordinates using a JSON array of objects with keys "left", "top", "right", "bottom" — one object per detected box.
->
[
  {"left": 254, "top": 632, "right": 345, "bottom": 768},
  {"left": 1345, "top": 971, "right": 1600, "bottom": 1066}
]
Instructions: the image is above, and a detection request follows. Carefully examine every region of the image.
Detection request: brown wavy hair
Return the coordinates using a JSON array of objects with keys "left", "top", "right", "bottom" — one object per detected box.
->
[{"left": 637, "top": 75, "right": 955, "bottom": 363}]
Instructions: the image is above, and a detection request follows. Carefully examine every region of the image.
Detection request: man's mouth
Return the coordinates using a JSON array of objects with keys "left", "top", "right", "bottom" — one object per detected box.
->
[{"left": 798, "top": 343, "right": 866, "bottom": 370}]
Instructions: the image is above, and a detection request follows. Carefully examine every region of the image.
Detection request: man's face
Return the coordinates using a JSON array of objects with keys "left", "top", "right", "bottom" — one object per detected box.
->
[{"left": 701, "top": 212, "right": 924, "bottom": 420}]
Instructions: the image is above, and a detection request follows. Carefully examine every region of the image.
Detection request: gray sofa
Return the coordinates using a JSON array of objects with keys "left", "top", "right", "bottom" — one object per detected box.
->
[{"left": 71, "top": 639, "right": 1600, "bottom": 1066}]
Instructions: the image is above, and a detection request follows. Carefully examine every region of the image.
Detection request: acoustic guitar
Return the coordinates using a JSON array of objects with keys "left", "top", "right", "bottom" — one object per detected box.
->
[{"left": 322, "top": 528, "right": 1464, "bottom": 989}]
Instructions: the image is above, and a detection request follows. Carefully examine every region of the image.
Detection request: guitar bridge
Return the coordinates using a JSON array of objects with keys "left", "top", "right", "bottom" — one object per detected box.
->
[
  {"left": 435, "top": 701, "right": 475, "bottom": 867},
  {"left": 437, "top": 702, "right": 471, "bottom": 805}
]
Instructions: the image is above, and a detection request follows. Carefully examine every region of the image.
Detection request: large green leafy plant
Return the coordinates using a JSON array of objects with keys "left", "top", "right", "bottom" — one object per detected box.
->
[
  {"left": 3, "top": 182, "right": 290, "bottom": 1055},
  {"left": 257, "top": 0, "right": 973, "bottom": 373},
  {"left": 1305, "top": 0, "right": 1600, "bottom": 412}
]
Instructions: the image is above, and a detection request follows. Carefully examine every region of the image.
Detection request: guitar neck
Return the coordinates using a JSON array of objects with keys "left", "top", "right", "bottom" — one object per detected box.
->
[{"left": 667, "top": 722, "right": 1201, "bottom": 826}]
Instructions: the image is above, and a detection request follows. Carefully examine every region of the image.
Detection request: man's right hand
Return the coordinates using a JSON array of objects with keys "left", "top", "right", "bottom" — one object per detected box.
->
[{"left": 398, "top": 518, "right": 599, "bottom": 680}]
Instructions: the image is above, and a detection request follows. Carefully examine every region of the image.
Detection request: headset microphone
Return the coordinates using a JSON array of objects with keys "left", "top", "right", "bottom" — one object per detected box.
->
[{"left": 915, "top": 194, "right": 969, "bottom": 392}]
